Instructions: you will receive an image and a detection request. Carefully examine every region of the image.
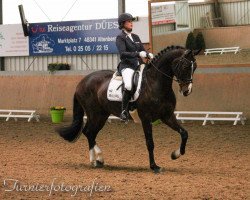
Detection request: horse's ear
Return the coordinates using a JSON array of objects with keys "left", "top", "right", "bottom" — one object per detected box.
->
[{"left": 193, "top": 48, "right": 202, "bottom": 56}]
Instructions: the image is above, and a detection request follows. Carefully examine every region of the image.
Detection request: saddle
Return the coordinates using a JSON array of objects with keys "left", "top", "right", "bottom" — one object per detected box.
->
[{"left": 107, "top": 64, "right": 145, "bottom": 102}]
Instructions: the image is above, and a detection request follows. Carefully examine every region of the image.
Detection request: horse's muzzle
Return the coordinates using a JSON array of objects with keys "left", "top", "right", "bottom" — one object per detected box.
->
[{"left": 179, "top": 82, "right": 192, "bottom": 96}]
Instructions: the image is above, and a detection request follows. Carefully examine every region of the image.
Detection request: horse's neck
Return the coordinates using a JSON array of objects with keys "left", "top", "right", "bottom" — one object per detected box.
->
[
  {"left": 139, "top": 49, "right": 184, "bottom": 110},
  {"left": 144, "top": 55, "right": 175, "bottom": 92}
]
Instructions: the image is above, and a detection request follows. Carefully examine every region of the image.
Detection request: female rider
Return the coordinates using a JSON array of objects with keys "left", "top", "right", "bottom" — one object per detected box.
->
[{"left": 116, "top": 13, "right": 153, "bottom": 121}]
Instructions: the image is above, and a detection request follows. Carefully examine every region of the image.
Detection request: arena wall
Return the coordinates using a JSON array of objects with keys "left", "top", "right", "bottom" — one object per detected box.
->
[
  {"left": 152, "top": 30, "right": 191, "bottom": 53},
  {"left": 194, "top": 26, "right": 250, "bottom": 49},
  {"left": 152, "top": 26, "right": 250, "bottom": 53},
  {"left": 174, "top": 66, "right": 250, "bottom": 118},
  {"left": 0, "top": 65, "right": 249, "bottom": 119},
  {"left": 0, "top": 72, "right": 83, "bottom": 117}
]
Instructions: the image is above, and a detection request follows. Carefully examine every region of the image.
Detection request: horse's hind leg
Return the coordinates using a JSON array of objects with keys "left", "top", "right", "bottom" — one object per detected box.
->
[
  {"left": 82, "top": 114, "right": 109, "bottom": 167},
  {"left": 162, "top": 113, "right": 188, "bottom": 160}
]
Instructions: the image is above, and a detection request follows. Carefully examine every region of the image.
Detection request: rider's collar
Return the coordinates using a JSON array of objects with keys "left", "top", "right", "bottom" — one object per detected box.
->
[
  {"left": 123, "top": 29, "right": 134, "bottom": 42},
  {"left": 123, "top": 29, "right": 132, "bottom": 36}
]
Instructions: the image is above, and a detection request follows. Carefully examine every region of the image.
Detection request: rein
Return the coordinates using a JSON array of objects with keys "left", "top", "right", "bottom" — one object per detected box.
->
[
  {"left": 147, "top": 56, "right": 195, "bottom": 84},
  {"left": 148, "top": 60, "right": 178, "bottom": 83}
]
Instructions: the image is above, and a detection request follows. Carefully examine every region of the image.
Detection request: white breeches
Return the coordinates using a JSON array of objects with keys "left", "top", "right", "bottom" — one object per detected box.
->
[{"left": 121, "top": 68, "right": 135, "bottom": 91}]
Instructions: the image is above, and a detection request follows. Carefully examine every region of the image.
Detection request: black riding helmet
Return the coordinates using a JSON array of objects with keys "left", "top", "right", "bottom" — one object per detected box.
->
[{"left": 118, "top": 13, "right": 135, "bottom": 29}]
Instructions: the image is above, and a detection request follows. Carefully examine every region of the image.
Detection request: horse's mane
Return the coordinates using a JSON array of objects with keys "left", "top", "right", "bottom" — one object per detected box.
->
[{"left": 150, "top": 45, "right": 185, "bottom": 65}]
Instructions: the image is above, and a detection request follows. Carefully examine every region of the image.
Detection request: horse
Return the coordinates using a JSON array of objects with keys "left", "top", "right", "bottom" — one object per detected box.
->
[{"left": 57, "top": 46, "right": 201, "bottom": 173}]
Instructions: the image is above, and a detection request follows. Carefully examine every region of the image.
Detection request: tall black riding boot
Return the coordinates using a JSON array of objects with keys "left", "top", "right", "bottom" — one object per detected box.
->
[{"left": 120, "top": 89, "right": 131, "bottom": 121}]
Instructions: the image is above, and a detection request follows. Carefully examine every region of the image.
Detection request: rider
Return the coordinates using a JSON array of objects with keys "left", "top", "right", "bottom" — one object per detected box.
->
[{"left": 116, "top": 13, "right": 154, "bottom": 121}]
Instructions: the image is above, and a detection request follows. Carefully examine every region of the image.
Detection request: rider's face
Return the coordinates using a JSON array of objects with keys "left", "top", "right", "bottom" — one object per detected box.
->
[{"left": 124, "top": 20, "right": 133, "bottom": 32}]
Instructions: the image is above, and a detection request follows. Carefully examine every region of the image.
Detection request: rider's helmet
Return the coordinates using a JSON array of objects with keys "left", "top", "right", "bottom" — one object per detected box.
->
[{"left": 118, "top": 13, "right": 135, "bottom": 29}]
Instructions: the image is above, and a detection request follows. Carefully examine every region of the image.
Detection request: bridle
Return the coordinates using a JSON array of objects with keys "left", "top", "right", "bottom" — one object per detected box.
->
[
  {"left": 175, "top": 57, "right": 195, "bottom": 84},
  {"left": 147, "top": 56, "right": 195, "bottom": 84}
]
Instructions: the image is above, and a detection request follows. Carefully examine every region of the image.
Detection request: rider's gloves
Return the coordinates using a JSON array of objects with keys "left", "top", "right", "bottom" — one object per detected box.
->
[
  {"left": 139, "top": 51, "right": 147, "bottom": 58},
  {"left": 148, "top": 53, "right": 154, "bottom": 59}
]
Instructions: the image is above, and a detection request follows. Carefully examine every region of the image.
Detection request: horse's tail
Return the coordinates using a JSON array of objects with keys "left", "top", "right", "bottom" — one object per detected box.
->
[{"left": 56, "top": 93, "right": 84, "bottom": 142}]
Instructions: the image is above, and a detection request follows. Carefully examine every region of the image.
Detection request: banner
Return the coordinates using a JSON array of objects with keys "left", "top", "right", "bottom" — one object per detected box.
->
[
  {"left": 0, "top": 18, "right": 149, "bottom": 57},
  {"left": 151, "top": 3, "right": 176, "bottom": 25},
  {"left": 29, "top": 19, "right": 120, "bottom": 56},
  {"left": 0, "top": 24, "right": 29, "bottom": 57}
]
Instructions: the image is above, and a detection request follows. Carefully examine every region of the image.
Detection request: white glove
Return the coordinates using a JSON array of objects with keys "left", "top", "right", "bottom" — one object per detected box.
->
[
  {"left": 148, "top": 53, "right": 154, "bottom": 59},
  {"left": 139, "top": 51, "right": 147, "bottom": 58}
]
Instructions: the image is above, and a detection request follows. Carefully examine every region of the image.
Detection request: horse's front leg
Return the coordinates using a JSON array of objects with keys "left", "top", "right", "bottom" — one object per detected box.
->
[
  {"left": 141, "top": 120, "right": 162, "bottom": 173},
  {"left": 162, "top": 113, "right": 188, "bottom": 160}
]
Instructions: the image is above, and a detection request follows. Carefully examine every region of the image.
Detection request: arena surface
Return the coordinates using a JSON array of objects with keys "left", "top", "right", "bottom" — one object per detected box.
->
[{"left": 0, "top": 119, "right": 249, "bottom": 200}]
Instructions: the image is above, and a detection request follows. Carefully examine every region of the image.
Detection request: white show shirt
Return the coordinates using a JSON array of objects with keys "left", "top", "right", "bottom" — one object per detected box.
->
[{"left": 123, "top": 29, "right": 134, "bottom": 42}]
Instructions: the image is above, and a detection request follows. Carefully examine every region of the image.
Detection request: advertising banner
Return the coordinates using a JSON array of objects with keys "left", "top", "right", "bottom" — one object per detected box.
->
[
  {"left": 0, "top": 24, "right": 29, "bottom": 57},
  {"left": 0, "top": 18, "right": 149, "bottom": 57},
  {"left": 28, "top": 19, "right": 120, "bottom": 56},
  {"left": 151, "top": 3, "right": 176, "bottom": 25}
]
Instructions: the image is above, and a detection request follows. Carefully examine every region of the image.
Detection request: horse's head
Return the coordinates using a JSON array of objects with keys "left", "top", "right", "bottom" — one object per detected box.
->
[{"left": 172, "top": 49, "right": 201, "bottom": 96}]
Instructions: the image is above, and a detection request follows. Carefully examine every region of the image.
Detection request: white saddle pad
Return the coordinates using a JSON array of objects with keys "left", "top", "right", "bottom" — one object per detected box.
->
[{"left": 107, "top": 64, "right": 145, "bottom": 102}]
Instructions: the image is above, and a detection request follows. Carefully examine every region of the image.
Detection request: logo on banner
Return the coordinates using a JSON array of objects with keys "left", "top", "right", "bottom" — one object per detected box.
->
[{"left": 31, "top": 34, "right": 55, "bottom": 53}]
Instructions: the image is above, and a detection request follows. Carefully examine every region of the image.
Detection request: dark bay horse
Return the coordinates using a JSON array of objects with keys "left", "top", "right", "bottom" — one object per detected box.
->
[{"left": 57, "top": 46, "right": 200, "bottom": 173}]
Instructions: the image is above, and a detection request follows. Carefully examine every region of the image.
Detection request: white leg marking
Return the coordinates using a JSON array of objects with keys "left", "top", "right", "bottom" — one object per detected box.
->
[
  {"left": 94, "top": 145, "right": 104, "bottom": 163},
  {"left": 89, "top": 148, "right": 96, "bottom": 164},
  {"left": 94, "top": 145, "right": 102, "bottom": 154},
  {"left": 188, "top": 83, "right": 193, "bottom": 95},
  {"left": 174, "top": 149, "right": 181, "bottom": 159}
]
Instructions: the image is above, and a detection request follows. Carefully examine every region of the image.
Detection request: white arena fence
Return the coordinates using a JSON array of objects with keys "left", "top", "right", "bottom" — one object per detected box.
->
[
  {"left": 174, "top": 111, "right": 246, "bottom": 126},
  {"left": 0, "top": 110, "right": 40, "bottom": 122},
  {"left": 204, "top": 47, "right": 240, "bottom": 55},
  {"left": 0, "top": 110, "right": 246, "bottom": 125},
  {"left": 84, "top": 111, "right": 246, "bottom": 125}
]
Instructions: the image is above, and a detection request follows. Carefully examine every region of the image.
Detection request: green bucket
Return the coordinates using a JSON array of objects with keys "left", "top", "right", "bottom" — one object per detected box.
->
[{"left": 50, "top": 110, "right": 65, "bottom": 123}]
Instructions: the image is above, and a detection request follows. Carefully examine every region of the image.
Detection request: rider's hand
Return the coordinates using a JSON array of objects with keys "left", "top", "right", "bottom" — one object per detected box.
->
[
  {"left": 139, "top": 51, "right": 147, "bottom": 58},
  {"left": 148, "top": 53, "right": 154, "bottom": 59}
]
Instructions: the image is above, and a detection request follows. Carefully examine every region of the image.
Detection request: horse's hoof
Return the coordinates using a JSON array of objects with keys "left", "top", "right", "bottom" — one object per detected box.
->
[
  {"left": 171, "top": 151, "right": 177, "bottom": 160},
  {"left": 151, "top": 165, "right": 162, "bottom": 174},
  {"left": 94, "top": 160, "right": 104, "bottom": 168},
  {"left": 154, "top": 167, "right": 162, "bottom": 174},
  {"left": 171, "top": 149, "right": 181, "bottom": 160}
]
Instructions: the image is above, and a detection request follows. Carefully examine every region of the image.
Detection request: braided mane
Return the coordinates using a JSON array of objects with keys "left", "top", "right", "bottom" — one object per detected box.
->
[{"left": 150, "top": 45, "right": 185, "bottom": 65}]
